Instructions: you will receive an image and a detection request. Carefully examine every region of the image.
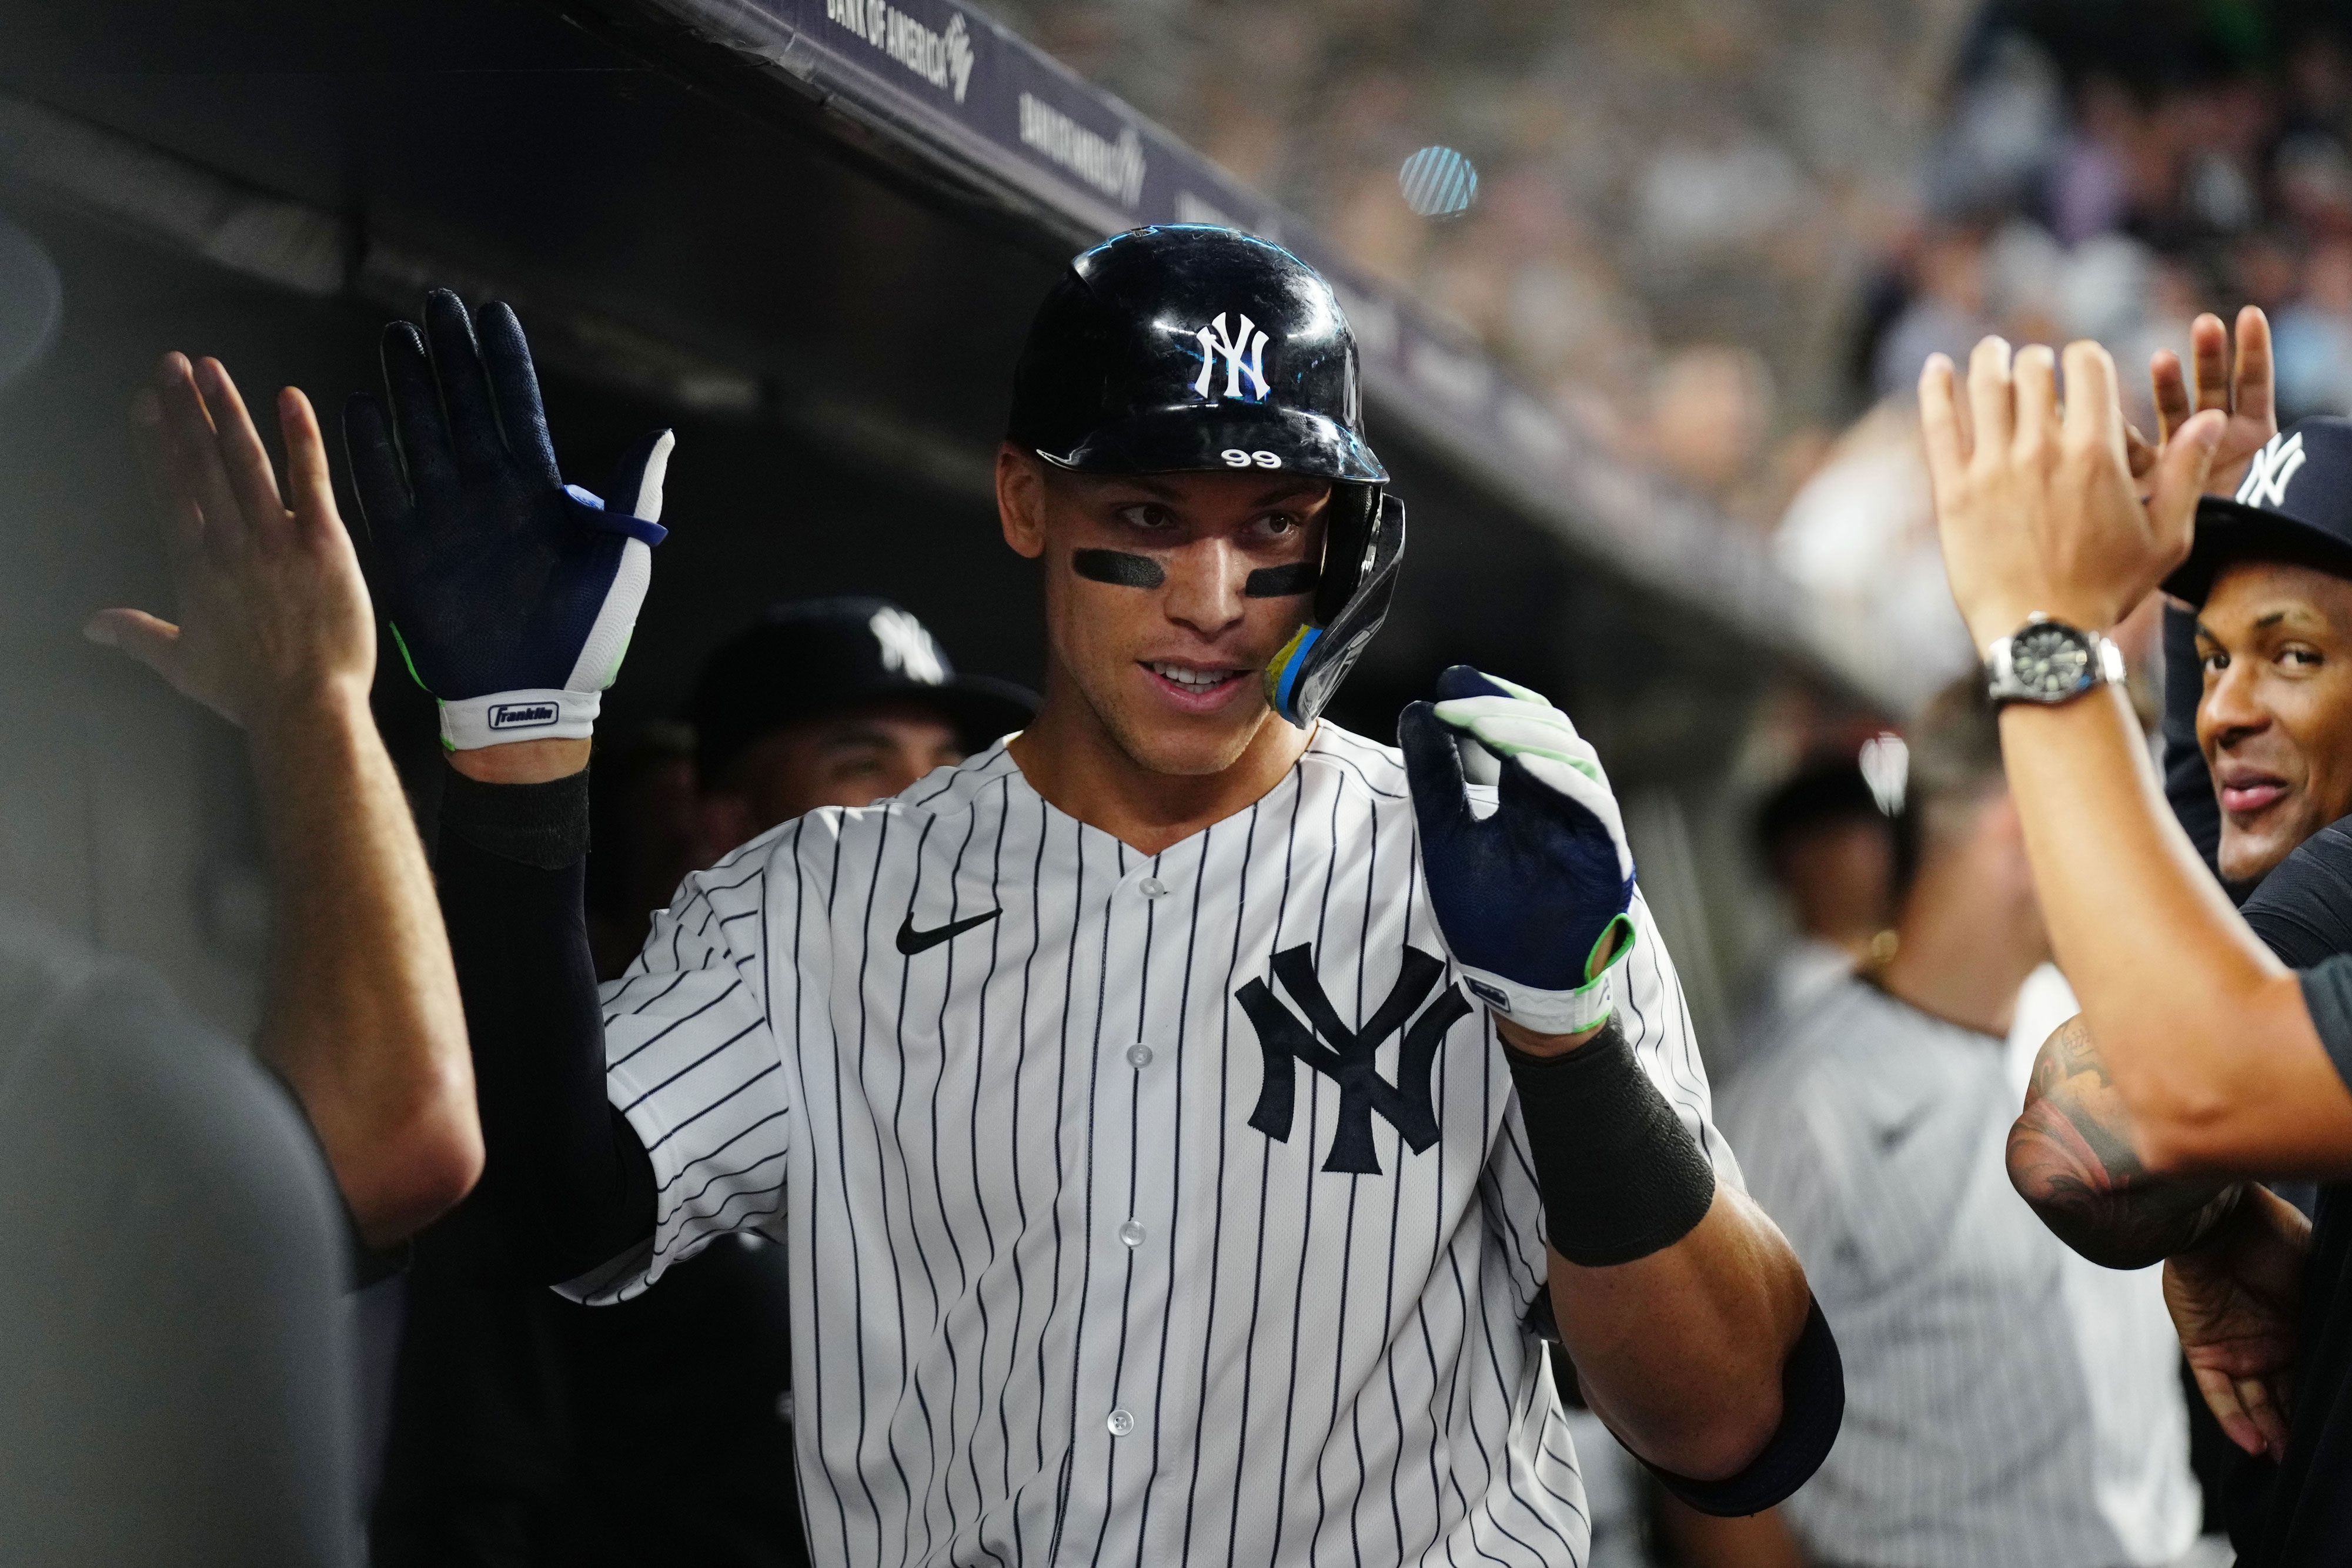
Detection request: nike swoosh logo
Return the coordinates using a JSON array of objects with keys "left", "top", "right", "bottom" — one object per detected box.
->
[
  {"left": 1877, "top": 1103, "right": 1933, "bottom": 1154},
  {"left": 896, "top": 908, "right": 1002, "bottom": 955}
]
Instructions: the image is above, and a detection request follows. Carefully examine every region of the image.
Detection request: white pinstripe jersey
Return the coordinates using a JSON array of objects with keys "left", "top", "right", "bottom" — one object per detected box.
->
[{"left": 564, "top": 724, "right": 1742, "bottom": 1567}]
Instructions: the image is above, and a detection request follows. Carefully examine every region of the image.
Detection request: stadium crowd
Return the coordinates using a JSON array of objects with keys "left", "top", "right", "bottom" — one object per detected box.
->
[{"left": 1000, "top": 1, "right": 2352, "bottom": 686}]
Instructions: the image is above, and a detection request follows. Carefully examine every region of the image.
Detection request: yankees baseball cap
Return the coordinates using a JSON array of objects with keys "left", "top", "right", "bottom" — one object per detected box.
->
[
  {"left": 2165, "top": 417, "right": 2352, "bottom": 606},
  {"left": 689, "top": 597, "right": 1037, "bottom": 786}
]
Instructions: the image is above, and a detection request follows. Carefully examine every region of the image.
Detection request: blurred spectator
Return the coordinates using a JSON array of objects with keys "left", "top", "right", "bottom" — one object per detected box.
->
[
  {"left": 1713, "top": 678, "right": 2200, "bottom": 1568},
  {"left": 1872, "top": 220, "right": 1993, "bottom": 400},
  {"left": 1748, "top": 747, "right": 1902, "bottom": 1022},
  {"left": 1647, "top": 343, "right": 1776, "bottom": 514},
  {"left": 2050, "top": 75, "right": 2144, "bottom": 243},
  {"left": 687, "top": 597, "right": 1037, "bottom": 865},
  {"left": 2276, "top": 237, "right": 2352, "bottom": 417},
  {"left": 1773, "top": 397, "right": 1975, "bottom": 686}
]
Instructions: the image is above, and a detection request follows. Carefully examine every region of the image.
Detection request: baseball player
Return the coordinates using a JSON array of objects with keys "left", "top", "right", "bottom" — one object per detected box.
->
[{"left": 356, "top": 228, "right": 1841, "bottom": 1566}]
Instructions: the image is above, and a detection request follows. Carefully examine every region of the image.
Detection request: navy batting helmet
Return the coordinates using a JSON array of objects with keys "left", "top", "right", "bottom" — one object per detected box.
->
[{"left": 1006, "top": 225, "right": 1404, "bottom": 728}]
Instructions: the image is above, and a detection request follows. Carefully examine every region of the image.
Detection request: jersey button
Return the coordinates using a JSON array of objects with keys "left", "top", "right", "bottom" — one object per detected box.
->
[
  {"left": 1106, "top": 1407, "right": 1135, "bottom": 1437},
  {"left": 1139, "top": 876, "right": 1168, "bottom": 898},
  {"left": 1126, "top": 1043, "right": 1153, "bottom": 1069},
  {"left": 1118, "top": 1219, "right": 1146, "bottom": 1248}
]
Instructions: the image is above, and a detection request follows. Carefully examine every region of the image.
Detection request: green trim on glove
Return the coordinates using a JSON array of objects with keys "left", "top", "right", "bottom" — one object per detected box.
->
[
  {"left": 1584, "top": 910, "right": 1636, "bottom": 985},
  {"left": 389, "top": 623, "right": 429, "bottom": 692}
]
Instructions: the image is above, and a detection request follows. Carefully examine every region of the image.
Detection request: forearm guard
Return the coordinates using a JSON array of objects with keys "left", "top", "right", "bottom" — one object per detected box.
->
[{"left": 1504, "top": 1018, "right": 1717, "bottom": 1266}]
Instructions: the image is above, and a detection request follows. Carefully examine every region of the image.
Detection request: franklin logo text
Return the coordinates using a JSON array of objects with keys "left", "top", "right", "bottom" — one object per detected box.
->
[{"left": 488, "top": 701, "right": 560, "bottom": 730}]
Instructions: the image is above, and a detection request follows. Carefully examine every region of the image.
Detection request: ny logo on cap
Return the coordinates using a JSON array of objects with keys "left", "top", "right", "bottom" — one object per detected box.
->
[
  {"left": 1193, "top": 312, "right": 1270, "bottom": 402},
  {"left": 870, "top": 606, "right": 946, "bottom": 684},
  {"left": 1238, "top": 944, "right": 1469, "bottom": 1174},
  {"left": 2238, "top": 431, "right": 2308, "bottom": 511}
]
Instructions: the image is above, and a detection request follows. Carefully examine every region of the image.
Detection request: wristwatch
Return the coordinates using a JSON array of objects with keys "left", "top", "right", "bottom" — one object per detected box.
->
[{"left": 1982, "top": 615, "right": 2126, "bottom": 706}]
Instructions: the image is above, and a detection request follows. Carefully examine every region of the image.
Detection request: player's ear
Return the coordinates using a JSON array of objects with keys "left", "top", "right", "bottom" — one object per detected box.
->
[{"left": 997, "top": 444, "right": 1048, "bottom": 561}]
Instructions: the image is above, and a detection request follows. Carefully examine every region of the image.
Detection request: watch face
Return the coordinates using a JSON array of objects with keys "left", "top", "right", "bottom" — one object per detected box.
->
[{"left": 2011, "top": 622, "right": 2094, "bottom": 698}]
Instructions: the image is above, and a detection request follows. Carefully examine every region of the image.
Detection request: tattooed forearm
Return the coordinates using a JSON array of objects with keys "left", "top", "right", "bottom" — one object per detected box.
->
[{"left": 2007, "top": 1014, "right": 2240, "bottom": 1269}]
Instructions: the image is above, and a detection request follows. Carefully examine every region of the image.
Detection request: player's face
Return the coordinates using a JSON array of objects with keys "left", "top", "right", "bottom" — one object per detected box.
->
[
  {"left": 2196, "top": 560, "right": 2352, "bottom": 884},
  {"left": 1001, "top": 456, "right": 1329, "bottom": 776},
  {"left": 696, "top": 702, "right": 964, "bottom": 861}
]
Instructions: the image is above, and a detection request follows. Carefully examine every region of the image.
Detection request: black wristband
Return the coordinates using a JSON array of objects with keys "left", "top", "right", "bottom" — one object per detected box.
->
[
  {"left": 439, "top": 766, "right": 590, "bottom": 870},
  {"left": 1505, "top": 1019, "right": 1717, "bottom": 1266}
]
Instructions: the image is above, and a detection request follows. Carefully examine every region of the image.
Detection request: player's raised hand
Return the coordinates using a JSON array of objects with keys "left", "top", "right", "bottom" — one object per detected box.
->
[
  {"left": 1401, "top": 667, "right": 1635, "bottom": 1038},
  {"left": 2150, "top": 306, "right": 2276, "bottom": 499},
  {"left": 1920, "top": 336, "right": 2225, "bottom": 655},
  {"left": 88, "top": 353, "right": 375, "bottom": 732},
  {"left": 343, "top": 290, "right": 673, "bottom": 750}
]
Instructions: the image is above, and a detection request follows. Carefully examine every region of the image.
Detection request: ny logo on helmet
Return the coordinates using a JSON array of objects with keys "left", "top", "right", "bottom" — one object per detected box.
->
[
  {"left": 2238, "top": 431, "right": 2308, "bottom": 511},
  {"left": 1193, "top": 312, "right": 1270, "bottom": 403}
]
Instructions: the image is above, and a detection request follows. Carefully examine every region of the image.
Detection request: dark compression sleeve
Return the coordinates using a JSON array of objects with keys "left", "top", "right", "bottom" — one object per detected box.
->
[
  {"left": 1645, "top": 1298, "right": 1845, "bottom": 1516},
  {"left": 433, "top": 768, "right": 653, "bottom": 1285},
  {"left": 2163, "top": 601, "right": 2223, "bottom": 882},
  {"left": 1504, "top": 1019, "right": 1716, "bottom": 1266}
]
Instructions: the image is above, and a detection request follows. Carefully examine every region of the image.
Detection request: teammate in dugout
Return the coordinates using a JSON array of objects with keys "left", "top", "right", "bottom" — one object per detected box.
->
[
  {"left": 354, "top": 226, "right": 1840, "bottom": 1564},
  {"left": 1921, "top": 320, "right": 2352, "bottom": 1567}
]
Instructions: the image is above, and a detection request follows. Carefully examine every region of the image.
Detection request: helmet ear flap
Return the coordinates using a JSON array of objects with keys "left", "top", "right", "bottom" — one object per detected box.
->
[
  {"left": 1268, "top": 491, "right": 1406, "bottom": 728},
  {"left": 1312, "top": 484, "right": 1385, "bottom": 627}
]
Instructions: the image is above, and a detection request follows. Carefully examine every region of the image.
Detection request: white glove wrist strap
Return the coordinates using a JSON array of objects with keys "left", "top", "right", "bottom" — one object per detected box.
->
[
  {"left": 440, "top": 688, "right": 602, "bottom": 750},
  {"left": 1457, "top": 914, "right": 1636, "bottom": 1035}
]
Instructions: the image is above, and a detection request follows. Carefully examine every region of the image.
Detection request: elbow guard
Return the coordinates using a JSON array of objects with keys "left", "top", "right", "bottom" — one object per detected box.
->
[{"left": 1646, "top": 1298, "right": 1844, "bottom": 1517}]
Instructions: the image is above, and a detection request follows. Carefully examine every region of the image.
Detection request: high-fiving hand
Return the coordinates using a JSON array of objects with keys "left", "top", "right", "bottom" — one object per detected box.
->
[
  {"left": 2132, "top": 306, "right": 2276, "bottom": 500},
  {"left": 2164, "top": 1182, "right": 2307, "bottom": 1461},
  {"left": 345, "top": 290, "right": 670, "bottom": 750},
  {"left": 88, "top": 354, "right": 375, "bottom": 734},
  {"left": 1920, "top": 336, "right": 2226, "bottom": 656}
]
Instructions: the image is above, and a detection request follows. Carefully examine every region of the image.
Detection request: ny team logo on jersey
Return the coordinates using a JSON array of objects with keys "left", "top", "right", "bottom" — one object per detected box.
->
[
  {"left": 1192, "top": 312, "right": 1270, "bottom": 403},
  {"left": 1238, "top": 944, "right": 1471, "bottom": 1174},
  {"left": 2237, "top": 430, "right": 2308, "bottom": 510}
]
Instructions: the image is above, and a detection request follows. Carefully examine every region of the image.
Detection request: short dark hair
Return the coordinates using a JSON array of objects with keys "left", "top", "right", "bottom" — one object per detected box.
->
[
  {"left": 1753, "top": 755, "right": 1883, "bottom": 862},
  {"left": 1905, "top": 674, "right": 2006, "bottom": 831}
]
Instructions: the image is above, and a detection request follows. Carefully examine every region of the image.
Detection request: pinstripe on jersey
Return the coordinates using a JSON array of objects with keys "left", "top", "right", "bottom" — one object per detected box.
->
[{"left": 563, "top": 724, "right": 1742, "bottom": 1567}]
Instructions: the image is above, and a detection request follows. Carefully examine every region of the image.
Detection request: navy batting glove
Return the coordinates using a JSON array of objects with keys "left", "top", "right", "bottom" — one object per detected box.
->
[
  {"left": 343, "top": 290, "right": 671, "bottom": 750},
  {"left": 1401, "top": 666, "right": 1636, "bottom": 1034}
]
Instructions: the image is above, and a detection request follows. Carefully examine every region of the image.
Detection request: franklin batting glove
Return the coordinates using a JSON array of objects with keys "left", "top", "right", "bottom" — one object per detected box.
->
[
  {"left": 344, "top": 290, "right": 670, "bottom": 750},
  {"left": 1401, "top": 666, "right": 1636, "bottom": 1034}
]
